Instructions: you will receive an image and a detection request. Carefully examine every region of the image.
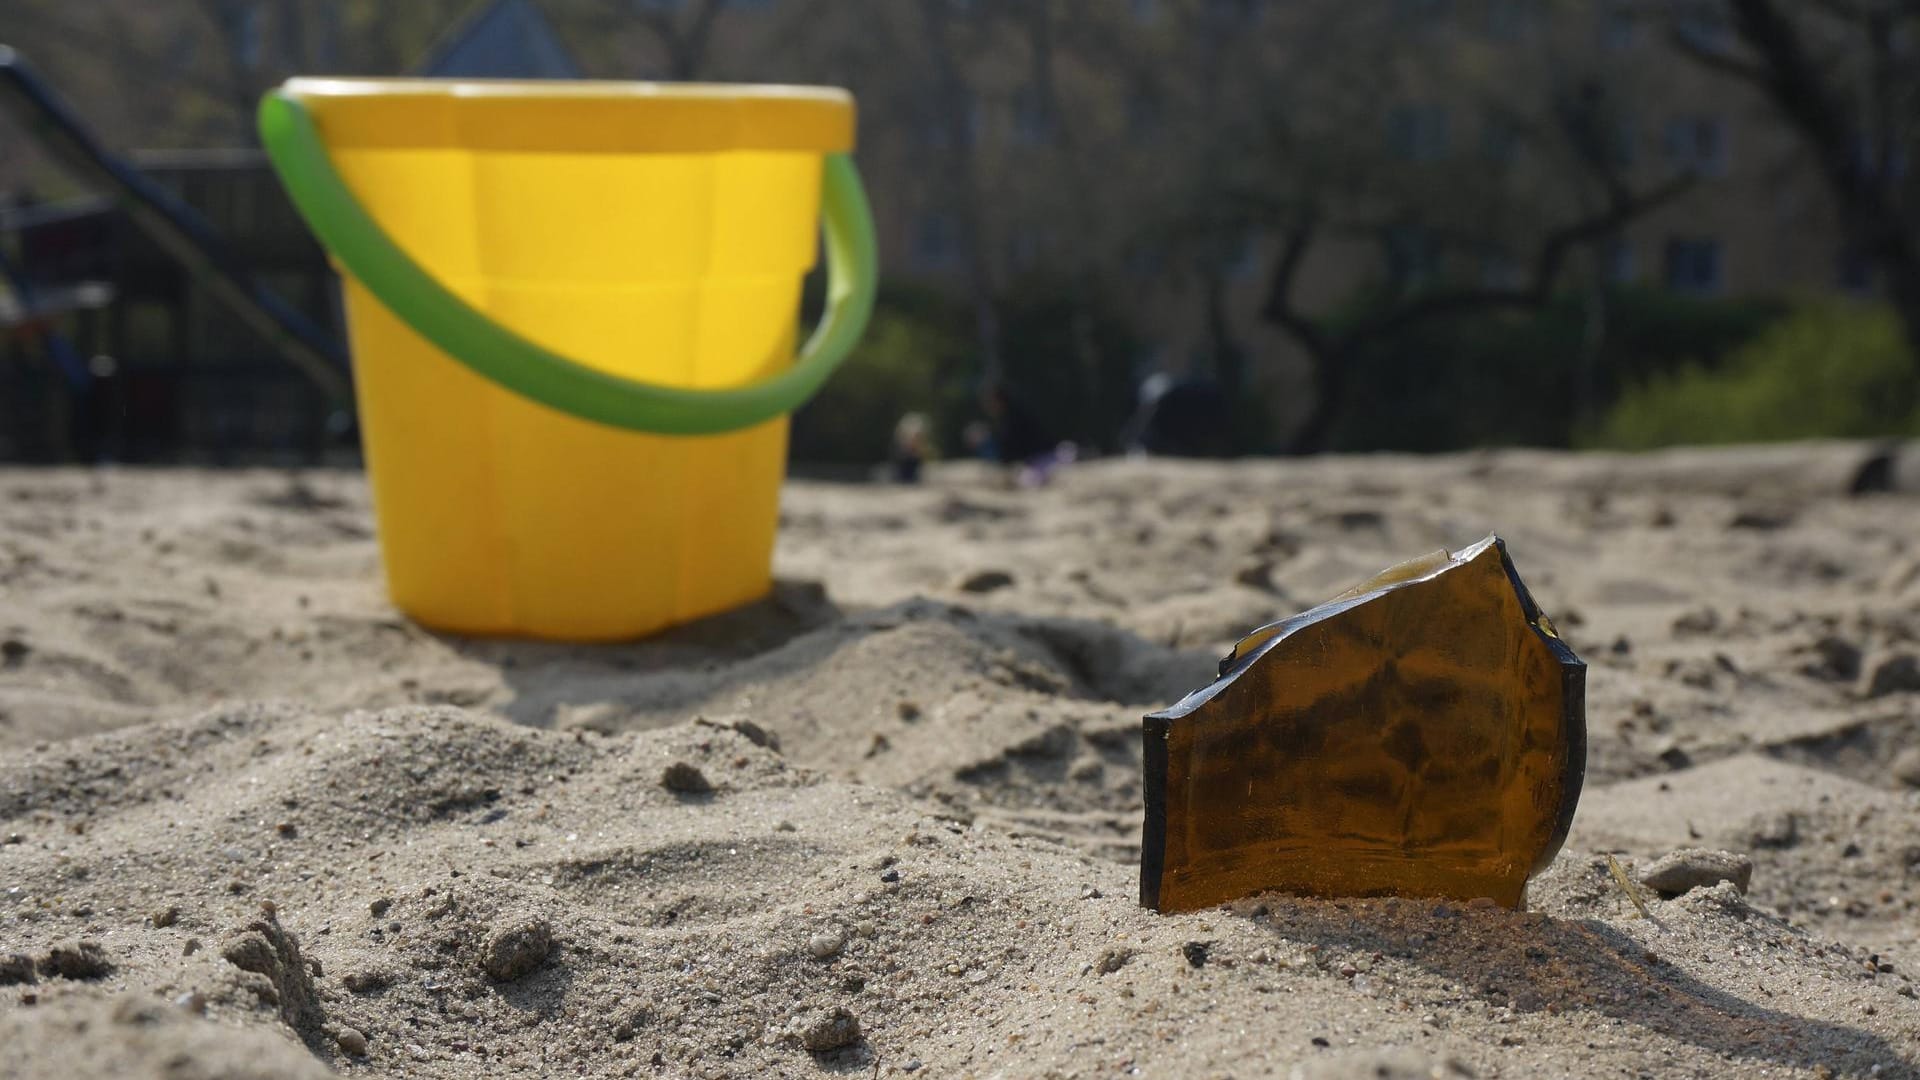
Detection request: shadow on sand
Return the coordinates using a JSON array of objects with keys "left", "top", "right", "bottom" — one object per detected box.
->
[
  {"left": 435, "top": 579, "right": 1218, "bottom": 731},
  {"left": 1238, "top": 894, "right": 1908, "bottom": 1076}
]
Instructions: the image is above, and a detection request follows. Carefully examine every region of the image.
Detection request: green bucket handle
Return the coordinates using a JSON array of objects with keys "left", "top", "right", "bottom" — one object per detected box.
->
[{"left": 256, "top": 90, "right": 876, "bottom": 436}]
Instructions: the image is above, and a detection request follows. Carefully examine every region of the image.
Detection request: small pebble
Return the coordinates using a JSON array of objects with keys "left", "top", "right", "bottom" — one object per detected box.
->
[
  {"left": 369, "top": 897, "right": 393, "bottom": 918},
  {"left": 795, "top": 1006, "right": 861, "bottom": 1052},
  {"left": 1891, "top": 747, "right": 1920, "bottom": 788},
  {"left": 174, "top": 991, "right": 207, "bottom": 1015},
  {"left": 336, "top": 1027, "right": 369, "bottom": 1056},
  {"left": 661, "top": 762, "right": 713, "bottom": 794},
  {"left": 1750, "top": 812, "right": 1800, "bottom": 849},
  {"left": 0, "top": 954, "right": 34, "bottom": 985},
  {"left": 1804, "top": 635, "right": 1863, "bottom": 681},
  {"left": 730, "top": 719, "right": 779, "bottom": 750},
  {"left": 1182, "top": 941, "right": 1210, "bottom": 968},
  {"left": 1640, "top": 848, "right": 1754, "bottom": 897},
  {"left": 1095, "top": 947, "right": 1131, "bottom": 975},
  {"left": 38, "top": 940, "right": 112, "bottom": 980},
  {"left": 958, "top": 569, "right": 1015, "bottom": 594},
  {"left": 480, "top": 915, "right": 553, "bottom": 982},
  {"left": 151, "top": 906, "right": 181, "bottom": 929},
  {"left": 879, "top": 868, "right": 900, "bottom": 883},
  {"left": 807, "top": 930, "right": 846, "bottom": 960},
  {"left": 1864, "top": 652, "right": 1920, "bottom": 698}
]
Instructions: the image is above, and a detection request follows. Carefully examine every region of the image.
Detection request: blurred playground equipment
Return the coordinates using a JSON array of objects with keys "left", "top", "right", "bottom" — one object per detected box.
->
[{"left": 0, "top": 46, "right": 349, "bottom": 462}]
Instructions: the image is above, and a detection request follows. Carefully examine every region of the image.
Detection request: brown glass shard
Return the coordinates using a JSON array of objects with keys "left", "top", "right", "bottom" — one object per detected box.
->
[{"left": 1141, "top": 536, "right": 1584, "bottom": 912}]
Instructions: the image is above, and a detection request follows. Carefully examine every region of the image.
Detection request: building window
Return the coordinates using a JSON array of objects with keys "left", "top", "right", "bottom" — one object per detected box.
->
[
  {"left": 1480, "top": 254, "right": 1523, "bottom": 289},
  {"left": 1487, "top": 0, "right": 1531, "bottom": 38},
  {"left": 1849, "top": 135, "right": 1912, "bottom": 182},
  {"left": 1008, "top": 228, "right": 1050, "bottom": 272},
  {"left": 1127, "top": 88, "right": 1162, "bottom": 141},
  {"left": 1206, "top": 0, "right": 1262, "bottom": 22},
  {"left": 1385, "top": 224, "right": 1439, "bottom": 285},
  {"left": 1664, "top": 236, "right": 1722, "bottom": 294},
  {"left": 1217, "top": 231, "right": 1260, "bottom": 281},
  {"left": 1600, "top": 237, "right": 1635, "bottom": 285},
  {"left": 1609, "top": 116, "right": 1638, "bottom": 168},
  {"left": 1674, "top": 3, "right": 1729, "bottom": 53},
  {"left": 1482, "top": 111, "right": 1521, "bottom": 164},
  {"left": 1665, "top": 116, "right": 1728, "bottom": 176},
  {"left": 1388, "top": 104, "right": 1450, "bottom": 162},
  {"left": 1601, "top": 3, "right": 1637, "bottom": 50},
  {"left": 1126, "top": 245, "right": 1166, "bottom": 279},
  {"left": 1396, "top": 0, "right": 1450, "bottom": 22},
  {"left": 913, "top": 211, "right": 962, "bottom": 270},
  {"left": 237, "top": 5, "right": 264, "bottom": 67},
  {"left": 1838, "top": 247, "right": 1875, "bottom": 294},
  {"left": 1012, "top": 86, "right": 1054, "bottom": 145},
  {"left": 918, "top": 94, "right": 979, "bottom": 150}
]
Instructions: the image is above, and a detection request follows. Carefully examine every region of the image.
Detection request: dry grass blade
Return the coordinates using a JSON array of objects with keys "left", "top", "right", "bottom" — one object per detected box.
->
[{"left": 1607, "top": 853, "right": 1650, "bottom": 919}]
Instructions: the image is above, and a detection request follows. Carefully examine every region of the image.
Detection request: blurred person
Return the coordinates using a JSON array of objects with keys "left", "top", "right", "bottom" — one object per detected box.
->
[
  {"left": 1123, "top": 373, "right": 1232, "bottom": 458},
  {"left": 889, "top": 411, "right": 931, "bottom": 484},
  {"left": 980, "top": 380, "right": 1074, "bottom": 487}
]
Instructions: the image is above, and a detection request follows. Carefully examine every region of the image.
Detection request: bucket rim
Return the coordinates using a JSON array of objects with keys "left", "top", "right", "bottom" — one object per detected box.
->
[
  {"left": 279, "top": 77, "right": 855, "bottom": 153},
  {"left": 281, "top": 76, "right": 852, "bottom": 107}
]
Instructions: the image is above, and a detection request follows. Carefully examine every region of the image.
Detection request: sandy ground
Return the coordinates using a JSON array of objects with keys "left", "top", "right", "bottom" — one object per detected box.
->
[{"left": 1, "top": 445, "right": 1917, "bottom": 1079}]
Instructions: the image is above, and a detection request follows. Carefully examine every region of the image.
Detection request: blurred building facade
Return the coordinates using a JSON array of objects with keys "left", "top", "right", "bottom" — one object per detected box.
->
[
  {"left": 588, "top": 0, "right": 1879, "bottom": 396},
  {"left": 0, "top": 0, "right": 1895, "bottom": 459}
]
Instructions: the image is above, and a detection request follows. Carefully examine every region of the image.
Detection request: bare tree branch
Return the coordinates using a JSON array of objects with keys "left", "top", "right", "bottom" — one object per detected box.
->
[
  {"left": 1356, "top": 173, "right": 1695, "bottom": 346},
  {"left": 1682, "top": 0, "right": 1920, "bottom": 372},
  {"left": 1259, "top": 216, "right": 1331, "bottom": 359},
  {"left": 1666, "top": 27, "right": 1770, "bottom": 84},
  {"left": 917, "top": 0, "right": 1002, "bottom": 382},
  {"left": 633, "top": 0, "right": 724, "bottom": 79}
]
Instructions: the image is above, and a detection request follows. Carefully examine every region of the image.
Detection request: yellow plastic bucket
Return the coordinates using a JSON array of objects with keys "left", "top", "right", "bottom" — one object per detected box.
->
[{"left": 258, "top": 78, "right": 874, "bottom": 640}]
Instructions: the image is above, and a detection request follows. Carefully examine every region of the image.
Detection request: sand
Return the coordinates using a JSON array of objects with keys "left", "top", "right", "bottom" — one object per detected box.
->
[{"left": 1, "top": 445, "right": 1917, "bottom": 1079}]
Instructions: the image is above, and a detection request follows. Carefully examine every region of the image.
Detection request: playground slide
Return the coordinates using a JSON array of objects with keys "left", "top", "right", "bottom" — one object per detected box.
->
[{"left": 0, "top": 45, "right": 352, "bottom": 405}]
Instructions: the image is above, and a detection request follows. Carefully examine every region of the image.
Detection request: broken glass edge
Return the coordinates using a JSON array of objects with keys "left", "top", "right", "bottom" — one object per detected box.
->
[{"left": 1140, "top": 533, "right": 1587, "bottom": 907}]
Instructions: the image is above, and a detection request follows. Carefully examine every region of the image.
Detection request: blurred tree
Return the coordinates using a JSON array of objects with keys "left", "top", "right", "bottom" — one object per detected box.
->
[
  {"left": 1672, "top": 0, "right": 1920, "bottom": 364},
  {"left": 913, "top": 0, "right": 1003, "bottom": 384},
  {"left": 789, "top": 287, "right": 969, "bottom": 464},
  {"left": 3, "top": 0, "right": 467, "bottom": 152},
  {"left": 1332, "top": 288, "right": 1784, "bottom": 451},
  {"left": 559, "top": 0, "right": 726, "bottom": 80},
  {"left": 634, "top": 0, "right": 724, "bottom": 79},
  {"left": 1594, "top": 299, "right": 1917, "bottom": 448},
  {"left": 1141, "top": 3, "right": 1699, "bottom": 453}
]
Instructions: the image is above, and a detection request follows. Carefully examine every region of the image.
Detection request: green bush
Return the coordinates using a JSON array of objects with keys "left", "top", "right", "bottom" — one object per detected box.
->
[
  {"left": 1591, "top": 300, "right": 1919, "bottom": 449},
  {"left": 1323, "top": 288, "right": 1784, "bottom": 453}
]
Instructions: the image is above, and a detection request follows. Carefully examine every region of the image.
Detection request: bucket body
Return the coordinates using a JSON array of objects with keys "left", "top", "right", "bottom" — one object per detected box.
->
[{"left": 288, "top": 79, "right": 855, "bottom": 640}]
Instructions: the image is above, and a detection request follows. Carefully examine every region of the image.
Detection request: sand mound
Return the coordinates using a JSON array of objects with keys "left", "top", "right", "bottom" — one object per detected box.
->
[{"left": 2, "top": 448, "right": 1918, "bottom": 1077}]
